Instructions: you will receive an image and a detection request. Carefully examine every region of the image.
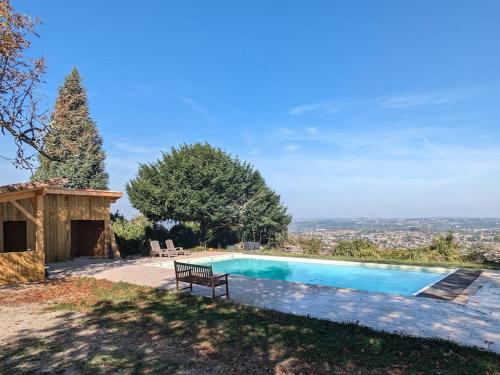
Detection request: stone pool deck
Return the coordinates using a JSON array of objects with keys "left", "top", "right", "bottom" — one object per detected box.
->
[{"left": 49, "top": 253, "right": 500, "bottom": 353}]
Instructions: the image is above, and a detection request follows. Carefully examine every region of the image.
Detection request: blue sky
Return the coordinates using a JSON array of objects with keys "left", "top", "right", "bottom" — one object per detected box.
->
[{"left": 2, "top": 1, "right": 500, "bottom": 218}]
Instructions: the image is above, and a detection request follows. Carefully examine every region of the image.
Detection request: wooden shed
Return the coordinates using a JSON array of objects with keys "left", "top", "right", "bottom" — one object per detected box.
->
[{"left": 0, "top": 179, "right": 122, "bottom": 285}]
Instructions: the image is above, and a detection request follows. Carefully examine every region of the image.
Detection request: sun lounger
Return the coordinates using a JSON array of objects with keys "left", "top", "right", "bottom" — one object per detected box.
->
[
  {"left": 165, "top": 239, "right": 191, "bottom": 255},
  {"left": 150, "top": 240, "right": 176, "bottom": 257}
]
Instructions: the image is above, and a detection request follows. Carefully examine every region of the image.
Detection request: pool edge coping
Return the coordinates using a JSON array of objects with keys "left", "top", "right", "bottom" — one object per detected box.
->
[
  {"left": 146, "top": 252, "right": 457, "bottom": 296},
  {"left": 411, "top": 268, "right": 458, "bottom": 296},
  {"left": 146, "top": 252, "right": 456, "bottom": 274}
]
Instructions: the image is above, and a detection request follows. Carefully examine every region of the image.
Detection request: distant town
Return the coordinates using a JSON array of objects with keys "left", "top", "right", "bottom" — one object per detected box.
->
[{"left": 290, "top": 218, "right": 500, "bottom": 251}]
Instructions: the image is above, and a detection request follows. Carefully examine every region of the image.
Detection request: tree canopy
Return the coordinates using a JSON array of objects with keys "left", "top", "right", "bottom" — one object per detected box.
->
[
  {"left": 127, "top": 143, "right": 291, "bottom": 246},
  {"left": 0, "top": 1, "right": 48, "bottom": 168},
  {"left": 33, "top": 68, "right": 109, "bottom": 189}
]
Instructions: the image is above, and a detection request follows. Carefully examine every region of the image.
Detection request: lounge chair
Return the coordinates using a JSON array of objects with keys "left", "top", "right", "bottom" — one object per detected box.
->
[
  {"left": 150, "top": 240, "right": 176, "bottom": 258},
  {"left": 165, "top": 239, "right": 191, "bottom": 255}
]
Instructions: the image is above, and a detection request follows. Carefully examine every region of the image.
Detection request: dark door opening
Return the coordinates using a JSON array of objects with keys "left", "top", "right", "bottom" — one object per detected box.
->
[
  {"left": 71, "top": 220, "right": 105, "bottom": 258},
  {"left": 3, "top": 221, "right": 27, "bottom": 252}
]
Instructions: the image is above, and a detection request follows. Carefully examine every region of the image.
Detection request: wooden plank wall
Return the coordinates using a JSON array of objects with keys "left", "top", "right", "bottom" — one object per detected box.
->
[
  {"left": 1, "top": 195, "right": 115, "bottom": 263},
  {"left": 0, "top": 250, "right": 45, "bottom": 285},
  {"left": 0, "top": 200, "right": 37, "bottom": 252},
  {"left": 44, "top": 195, "right": 111, "bottom": 262}
]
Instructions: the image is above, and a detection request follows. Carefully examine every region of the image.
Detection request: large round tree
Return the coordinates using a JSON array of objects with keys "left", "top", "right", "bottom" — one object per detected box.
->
[{"left": 127, "top": 143, "right": 291, "bottom": 246}]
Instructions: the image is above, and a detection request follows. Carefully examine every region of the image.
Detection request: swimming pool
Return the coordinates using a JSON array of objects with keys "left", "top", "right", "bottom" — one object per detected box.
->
[{"left": 194, "top": 255, "right": 453, "bottom": 296}]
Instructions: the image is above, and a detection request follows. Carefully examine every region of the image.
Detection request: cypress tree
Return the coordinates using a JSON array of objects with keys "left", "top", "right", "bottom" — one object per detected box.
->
[{"left": 33, "top": 68, "right": 109, "bottom": 189}]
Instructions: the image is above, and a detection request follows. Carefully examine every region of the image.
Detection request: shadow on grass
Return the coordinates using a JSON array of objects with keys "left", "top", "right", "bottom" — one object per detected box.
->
[{"left": 1, "top": 279, "right": 499, "bottom": 374}]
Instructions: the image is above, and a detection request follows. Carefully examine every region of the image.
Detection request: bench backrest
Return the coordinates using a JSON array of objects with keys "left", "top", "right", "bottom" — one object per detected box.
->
[{"left": 174, "top": 261, "right": 213, "bottom": 280}]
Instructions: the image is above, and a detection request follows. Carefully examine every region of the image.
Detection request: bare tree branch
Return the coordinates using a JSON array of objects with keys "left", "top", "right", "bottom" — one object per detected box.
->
[{"left": 0, "top": 0, "right": 52, "bottom": 169}]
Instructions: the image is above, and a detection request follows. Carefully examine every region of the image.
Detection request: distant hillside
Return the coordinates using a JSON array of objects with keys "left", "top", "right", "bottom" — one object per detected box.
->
[{"left": 290, "top": 218, "right": 500, "bottom": 233}]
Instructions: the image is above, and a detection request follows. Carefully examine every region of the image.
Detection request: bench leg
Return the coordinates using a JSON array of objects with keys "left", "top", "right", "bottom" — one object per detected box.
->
[
  {"left": 225, "top": 280, "right": 229, "bottom": 298},
  {"left": 190, "top": 282, "right": 193, "bottom": 291},
  {"left": 176, "top": 279, "right": 179, "bottom": 292}
]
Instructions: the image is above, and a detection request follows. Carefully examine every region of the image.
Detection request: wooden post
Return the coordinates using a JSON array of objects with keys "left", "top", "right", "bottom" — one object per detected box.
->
[
  {"left": 109, "top": 227, "right": 121, "bottom": 259},
  {"left": 36, "top": 193, "right": 45, "bottom": 280},
  {"left": 104, "top": 207, "right": 112, "bottom": 258},
  {"left": 35, "top": 194, "right": 44, "bottom": 253}
]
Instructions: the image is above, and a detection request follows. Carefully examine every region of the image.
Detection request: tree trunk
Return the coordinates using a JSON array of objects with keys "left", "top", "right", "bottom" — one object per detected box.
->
[{"left": 199, "top": 221, "right": 208, "bottom": 248}]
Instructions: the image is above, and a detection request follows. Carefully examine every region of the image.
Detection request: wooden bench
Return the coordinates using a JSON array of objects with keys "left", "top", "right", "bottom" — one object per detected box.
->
[{"left": 174, "top": 261, "right": 230, "bottom": 299}]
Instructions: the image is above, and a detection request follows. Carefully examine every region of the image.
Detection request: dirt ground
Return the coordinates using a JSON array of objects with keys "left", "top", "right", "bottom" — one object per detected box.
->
[
  {"left": 0, "top": 303, "right": 71, "bottom": 344},
  {"left": 0, "top": 279, "right": 346, "bottom": 375},
  {"left": 0, "top": 280, "right": 200, "bottom": 374}
]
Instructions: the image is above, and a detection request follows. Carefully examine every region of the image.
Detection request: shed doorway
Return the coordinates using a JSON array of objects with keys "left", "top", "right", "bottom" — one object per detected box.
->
[
  {"left": 71, "top": 220, "right": 105, "bottom": 258},
  {"left": 3, "top": 221, "right": 27, "bottom": 252}
]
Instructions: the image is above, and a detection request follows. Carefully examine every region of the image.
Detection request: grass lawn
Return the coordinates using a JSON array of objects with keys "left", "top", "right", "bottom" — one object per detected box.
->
[
  {"left": 236, "top": 249, "right": 500, "bottom": 270},
  {"left": 1, "top": 278, "right": 499, "bottom": 374}
]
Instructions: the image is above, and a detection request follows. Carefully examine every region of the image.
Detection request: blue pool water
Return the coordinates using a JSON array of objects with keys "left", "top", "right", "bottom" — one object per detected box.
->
[{"left": 199, "top": 257, "right": 450, "bottom": 296}]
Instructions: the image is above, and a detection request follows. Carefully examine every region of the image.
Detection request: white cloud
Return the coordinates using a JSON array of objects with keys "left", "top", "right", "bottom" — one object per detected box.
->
[
  {"left": 290, "top": 101, "right": 342, "bottom": 115},
  {"left": 274, "top": 127, "right": 299, "bottom": 139},
  {"left": 250, "top": 145, "right": 500, "bottom": 218},
  {"left": 179, "top": 96, "right": 217, "bottom": 123},
  {"left": 421, "top": 137, "right": 445, "bottom": 155},
  {"left": 290, "top": 88, "right": 474, "bottom": 115},
  {"left": 380, "top": 94, "right": 440, "bottom": 108},
  {"left": 305, "top": 126, "right": 319, "bottom": 135},
  {"left": 380, "top": 90, "right": 472, "bottom": 109},
  {"left": 113, "top": 141, "right": 155, "bottom": 154},
  {"left": 269, "top": 123, "right": 495, "bottom": 162},
  {"left": 284, "top": 144, "right": 300, "bottom": 152},
  {"left": 120, "top": 83, "right": 151, "bottom": 97}
]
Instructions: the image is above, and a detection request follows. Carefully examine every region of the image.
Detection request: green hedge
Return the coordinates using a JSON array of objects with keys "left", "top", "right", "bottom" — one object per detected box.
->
[
  {"left": 331, "top": 232, "right": 465, "bottom": 263},
  {"left": 111, "top": 213, "right": 152, "bottom": 256}
]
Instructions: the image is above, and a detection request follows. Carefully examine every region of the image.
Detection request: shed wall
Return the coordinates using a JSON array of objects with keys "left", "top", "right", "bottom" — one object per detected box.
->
[
  {"left": 0, "top": 250, "right": 44, "bottom": 285},
  {"left": 0, "top": 195, "right": 113, "bottom": 263},
  {"left": 43, "top": 195, "right": 111, "bottom": 262}
]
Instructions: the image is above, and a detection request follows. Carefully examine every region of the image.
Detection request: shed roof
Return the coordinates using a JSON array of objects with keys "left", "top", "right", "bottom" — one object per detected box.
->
[
  {"left": 0, "top": 178, "right": 64, "bottom": 194},
  {"left": 0, "top": 178, "right": 122, "bottom": 203}
]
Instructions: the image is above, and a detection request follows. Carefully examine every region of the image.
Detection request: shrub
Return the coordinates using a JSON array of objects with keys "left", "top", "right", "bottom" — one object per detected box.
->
[
  {"left": 330, "top": 236, "right": 464, "bottom": 263},
  {"left": 465, "top": 244, "right": 500, "bottom": 264},
  {"left": 111, "top": 212, "right": 152, "bottom": 256},
  {"left": 429, "top": 232, "right": 461, "bottom": 261},
  {"left": 279, "top": 231, "right": 495, "bottom": 265},
  {"left": 381, "top": 248, "right": 441, "bottom": 262},
  {"left": 299, "top": 237, "right": 324, "bottom": 255},
  {"left": 286, "top": 234, "right": 324, "bottom": 254},
  {"left": 333, "top": 239, "right": 379, "bottom": 258}
]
